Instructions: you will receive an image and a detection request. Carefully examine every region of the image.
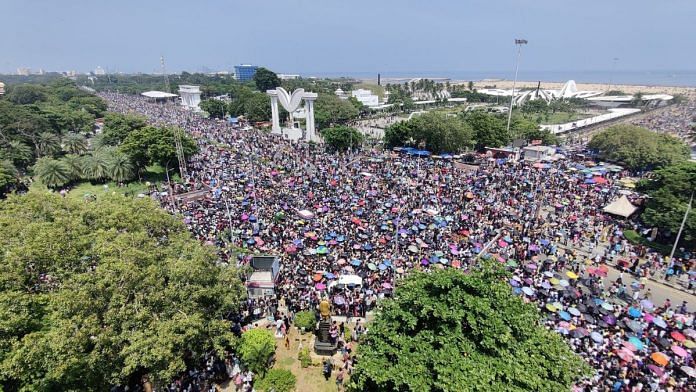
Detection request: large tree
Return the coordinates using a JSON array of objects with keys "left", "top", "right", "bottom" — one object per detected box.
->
[
  {"left": 314, "top": 93, "right": 360, "bottom": 129},
  {"left": 385, "top": 112, "right": 474, "bottom": 153},
  {"left": 100, "top": 112, "right": 148, "bottom": 147},
  {"left": 253, "top": 67, "right": 281, "bottom": 93},
  {"left": 200, "top": 99, "right": 227, "bottom": 119},
  {"left": 588, "top": 125, "right": 690, "bottom": 171},
  {"left": 0, "top": 192, "right": 245, "bottom": 390},
  {"left": 321, "top": 126, "right": 364, "bottom": 151},
  {"left": 119, "top": 126, "right": 198, "bottom": 173},
  {"left": 637, "top": 161, "right": 696, "bottom": 248},
  {"left": 462, "top": 111, "right": 509, "bottom": 150},
  {"left": 348, "top": 263, "right": 591, "bottom": 392},
  {"left": 32, "top": 157, "right": 70, "bottom": 188}
]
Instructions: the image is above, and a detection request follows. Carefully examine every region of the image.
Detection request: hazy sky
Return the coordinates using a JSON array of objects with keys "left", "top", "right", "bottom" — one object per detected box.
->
[{"left": 2, "top": 0, "right": 695, "bottom": 75}]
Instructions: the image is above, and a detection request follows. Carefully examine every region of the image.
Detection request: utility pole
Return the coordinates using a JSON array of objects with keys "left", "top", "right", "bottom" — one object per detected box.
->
[
  {"left": 506, "top": 39, "right": 528, "bottom": 137},
  {"left": 669, "top": 192, "right": 693, "bottom": 262}
]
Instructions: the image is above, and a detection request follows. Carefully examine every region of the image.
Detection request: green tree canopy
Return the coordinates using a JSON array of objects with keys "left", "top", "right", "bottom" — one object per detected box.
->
[
  {"left": 321, "top": 126, "right": 364, "bottom": 151},
  {"left": 314, "top": 93, "right": 360, "bottom": 129},
  {"left": 588, "top": 125, "right": 690, "bottom": 171},
  {"left": 385, "top": 113, "right": 474, "bottom": 153},
  {"left": 637, "top": 161, "right": 696, "bottom": 248},
  {"left": 0, "top": 192, "right": 245, "bottom": 390},
  {"left": 238, "top": 328, "right": 276, "bottom": 376},
  {"left": 510, "top": 117, "right": 558, "bottom": 145},
  {"left": 200, "top": 99, "right": 227, "bottom": 119},
  {"left": 348, "top": 263, "right": 591, "bottom": 392},
  {"left": 461, "top": 111, "right": 509, "bottom": 150},
  {"left": 100, "top": 112, "right": 148, "bottom": 147},
  {"left": 227, "top": 87, "right": 272, "bottom": 123},
  {"left": 253, "top": 67, "right": 281, "bottom": 92},
  {"left": 32, "top": 157, "right": 70, "bottom": 188},
  {"left": 119, "top": 126, "right": 198, "bottom": 172}
]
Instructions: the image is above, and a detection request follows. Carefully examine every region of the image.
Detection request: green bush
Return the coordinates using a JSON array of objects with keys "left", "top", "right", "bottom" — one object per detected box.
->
[
  {"left": 255, "top": 368, "right": 297, "bottom": 392},
  {"left": 298, "top": 346, "right": 312, "bottom": 368},
  {"left": 239, "top": 328, "right": 276, "bottom": 375},
  {"left": 294, "top": 310, "right": 316, "bottom": 332},
  {"left": 344, "top": 326, "right": 352, "bottom": 342}
]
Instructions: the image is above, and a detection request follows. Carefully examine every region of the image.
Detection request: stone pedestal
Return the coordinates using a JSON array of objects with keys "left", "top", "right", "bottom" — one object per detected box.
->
[{"left": 313, "top": 319, "right": 337, "bottom": 355}]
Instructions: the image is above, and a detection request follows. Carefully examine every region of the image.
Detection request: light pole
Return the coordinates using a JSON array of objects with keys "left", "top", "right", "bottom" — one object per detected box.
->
[
  {"left": 608, "top": 57, "right": 619, "bottom": 91},
  {"left": 668, "top": 192, "right": 693, "bottom": 263},
  {"left": 506, "top": 39, "right": 528, "bottom": 137}
]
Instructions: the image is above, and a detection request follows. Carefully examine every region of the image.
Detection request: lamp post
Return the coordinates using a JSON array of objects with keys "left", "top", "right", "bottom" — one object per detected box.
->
[
  {"left": 668, "top": 192, "right": 693, "bottom": 264},
  {"left": 608, "top": 57, "right": 619, "bottom": 91},
  {"left": 506, "top": 39, "right": 528, "bottom": 136}
]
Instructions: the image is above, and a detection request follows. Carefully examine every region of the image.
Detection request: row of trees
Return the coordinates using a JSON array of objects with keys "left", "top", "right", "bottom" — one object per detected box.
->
[
  {"left": 0, "top": 80, "right": 108, "bottom": 193},
  {"left": 384, "top": 111, "right": 558, "bottom": 153},
  {"left": 0, "top": 192, "right": 246, "bottom": 390},
  {"left": 588, "top": 125, "right": 690, "bottom": 171}
]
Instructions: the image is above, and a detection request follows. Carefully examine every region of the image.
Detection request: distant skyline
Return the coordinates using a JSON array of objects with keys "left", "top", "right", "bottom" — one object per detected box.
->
[{"left": 2, "top": 0, "right": 695, "bottom": 78}]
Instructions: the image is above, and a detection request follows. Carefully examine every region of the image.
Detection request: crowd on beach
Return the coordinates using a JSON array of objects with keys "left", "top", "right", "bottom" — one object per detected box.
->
[
  {"left": 630, "top": 94, "right": 696, "bottom": 146},
  {"left": 99, "top": 92, "right": 694, "bottom": 391}
]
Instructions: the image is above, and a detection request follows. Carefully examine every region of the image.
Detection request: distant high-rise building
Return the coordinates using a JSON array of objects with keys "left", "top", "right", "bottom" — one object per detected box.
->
[
  {"left": 234, "top": 64, "right": 258, "bottom": 82},
  {"left": 94, "top": 66, "right": 106, "bottom": 75},
  {"left": 0, "top": 82, "right": 5, "bottom": 95}
]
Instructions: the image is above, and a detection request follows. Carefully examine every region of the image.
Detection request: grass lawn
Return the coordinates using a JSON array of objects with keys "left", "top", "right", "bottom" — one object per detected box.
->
[
  {"left": 30, "top": 165, "right": 179, "bottom": 200},
  {"left": 271, "top": 327, "right": 340, "bottom": 392}
]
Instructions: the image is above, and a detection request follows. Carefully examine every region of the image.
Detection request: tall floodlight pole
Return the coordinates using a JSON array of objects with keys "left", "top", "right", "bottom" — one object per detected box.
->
[
  {"left": 506, "top": 39, "right": 528, "bottom": 136},
  {"left": 608, "top": 57, "right": 619, "bottom": 91},
  {"left": 669, "top": 192, "right": 693, "bottom": 263}
]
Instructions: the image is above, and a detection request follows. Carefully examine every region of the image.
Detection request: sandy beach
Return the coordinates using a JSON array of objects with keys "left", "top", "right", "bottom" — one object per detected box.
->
[{"left": 469, "top": 79, "right": 696, "bottom": 96}]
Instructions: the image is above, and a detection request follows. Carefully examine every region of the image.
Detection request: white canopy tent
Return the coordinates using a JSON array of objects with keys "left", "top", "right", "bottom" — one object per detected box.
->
[
  {"left": 141, "top": 91, "right": 178, "bottom": 99},
  {"left": 603, "top": 195, "right": 638, "bottom": 218}
]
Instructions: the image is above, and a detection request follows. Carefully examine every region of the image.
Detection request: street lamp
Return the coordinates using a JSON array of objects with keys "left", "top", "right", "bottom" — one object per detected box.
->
[
  {"left": 608, "top": 57, "right": 619, "bottom": 91},
  {"left": 505, "top": 39, "right": 528, "bottom": 136}
]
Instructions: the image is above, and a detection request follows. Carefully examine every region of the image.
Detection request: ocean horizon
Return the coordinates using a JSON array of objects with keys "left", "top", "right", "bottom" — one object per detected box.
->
[{"left": 307, "top": 70, "right": 696, "bottom": 87}]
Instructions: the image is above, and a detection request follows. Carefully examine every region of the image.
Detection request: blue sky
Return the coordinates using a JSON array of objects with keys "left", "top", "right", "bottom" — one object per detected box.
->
[{"left": 2, "top": 0, "right": 695, "bottom": 75}]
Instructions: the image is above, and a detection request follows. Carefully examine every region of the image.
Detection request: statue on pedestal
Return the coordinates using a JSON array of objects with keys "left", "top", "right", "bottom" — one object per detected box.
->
[{"left": 314, "top": 297, "right": 338, "bottom": 355}]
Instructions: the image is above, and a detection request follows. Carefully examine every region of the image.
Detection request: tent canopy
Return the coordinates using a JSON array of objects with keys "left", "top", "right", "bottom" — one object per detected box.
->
[
  {"left": 141, "top": 91, "right": 178, "bottom": 99},
  {"left": 603, "top": 195, "right": 638, "bottom": 218}
]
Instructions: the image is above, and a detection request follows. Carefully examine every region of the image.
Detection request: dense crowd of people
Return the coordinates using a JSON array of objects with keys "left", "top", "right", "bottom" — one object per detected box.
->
[
  {"left": 99, "top": 92, "right": 694, "bottom": 391},
  {"left": 630, "top": 94, "right": 696, "bottom": 147}
]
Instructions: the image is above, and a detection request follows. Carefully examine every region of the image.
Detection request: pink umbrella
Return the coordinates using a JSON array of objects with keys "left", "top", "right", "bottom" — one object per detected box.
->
[
  {"left": 241, "top": 213, "right": 249, "bottom": 221},
  {"left": 622, "top": 341, "right": 637, "bottom": 352},
  {"left": 671, "top": 346, "right": 688, "bottom": 357},
  {"left": 643, "top": 313, "right": 655, "bottom": 323},
  {"left": 616, "top": 348, "right": 635, "bottom": 361},
  {"left": 315, "top": 283, "right": 326, "bottom": 290},
  {"left": 498, "top": 240, "right": 508, "bottom": 247},
  {"left": 382, "top": 282, "right": 392, "bottom": 289}
]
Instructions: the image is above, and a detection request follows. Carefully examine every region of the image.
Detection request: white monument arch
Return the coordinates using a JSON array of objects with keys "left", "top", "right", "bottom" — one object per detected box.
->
[
  {"left": 267, "top": 87, "right": 318, "bottom": 142},
  {"left": 178, "top": 85, "right": 202, "bottom": 111}
]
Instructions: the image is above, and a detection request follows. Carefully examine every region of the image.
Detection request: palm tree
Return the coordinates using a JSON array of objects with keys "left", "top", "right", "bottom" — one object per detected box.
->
[
  {"left": 0, "top": 159, "right": 19, "bottom": 189},
  {"left": 60, "top": 154, "right": 84, "bottom": 181},
  {"left": 33, "top": 157, "right": 70, "bottom": 188},
  {"left": 62, "top": 133, "right": 88, "bottom": 155},
  {"left": 107, "top": 152, "right": 134, "bottom": 183},
  {"left": 3, "top": 140, "right": 34, "bottom": 166},
  {"left": 81, "top": 151, "right": 110, "bottom": 181},
  {"left": 35, "top": 132, "right": 61, "bottom": 157}
]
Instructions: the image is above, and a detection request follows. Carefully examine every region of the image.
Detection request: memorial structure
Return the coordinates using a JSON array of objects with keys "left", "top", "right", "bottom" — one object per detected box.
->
[
  {"left": 178, "top": 85, "right": 202, "bottom": 111},
  {"left": 267, "top": 87, "right": 318, "bottom": 142},
  {"left": 314, "top": 297, "right": 338, "bottom": 355}
]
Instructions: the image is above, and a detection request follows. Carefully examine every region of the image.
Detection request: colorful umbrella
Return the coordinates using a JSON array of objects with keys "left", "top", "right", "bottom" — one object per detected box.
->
[
  {"left": 647, "top": 364, "right": 664, "bottom": 376},
  {"left": 671, "top": 345, "right": 688, "bottom": 357},
  {"left": 566, "top": 271, "right": 579, "bottom": 280},
  {"left": 315, "top": 283, "right": 326, "bottom": 290},
  {"left": 650, "top": 352, "right": 670, "bottom": 367},
  {"left": 559, "top": 311, "right": 571, "bottom": 321},
  {"left": 628, "top": 337, "right": 644, "bottom": 350},
  {"left": 680, "top": 366, "right": 696, "bottom": 378},
  {"left": 671, "top": 331, "right": 686, "bottom": 342},
  {"left": 522, "top": 287, "right": 535, "bottom": 296},
  {"left": 628, "top": 307, "right": 642, "bottom": 318},
  {"left": 590, "top": 332, "right": 603, "bottom": 343},
  {"left": 568, "top": 307, "right": 581, "bottom": 317}
]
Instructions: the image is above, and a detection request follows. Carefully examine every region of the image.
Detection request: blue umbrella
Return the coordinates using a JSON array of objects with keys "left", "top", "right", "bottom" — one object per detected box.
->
[
  {"left": 513, "top": 287, "right": 522, "bottom": 295},
  {"left": 522, "top": 287, "right": 535, "bottom": 296},
  {"left": 378, "top": 263, "right": 387, "bottom": 271},
  {"left": 248, "top": 215, "right": 257, "bottom": 222},
  {"left": 628, "top": 307, "right": 642, "bottom": 318},
  {"left": 363, "top": 243, "right": 373, "bottom": 251},
  {"left": 590, "top": 332, "right": 604, "bottom": 343},
  {"left": 418, "top": 224, "right": 427, "bottom": 230},
  {"left": 559, "top": 311, "right": 571, "bottom": 321},
  {"left": 509, "top": 278, "right": 520, "bottom": 287},
  {"left": 540, "top": 239, "right": 550, "bottom": 246},
  {"left": 337, "top": 235, "right": 346, "bottom": 242},
  {"left": 383, "top": 260, "right": 392, "bottom": 267},
  {"left": 324, "top": 272, "right": 335, "bottom": 279},
  {"left": 628, "top": 337, "right": 644, "bottom": 350},
  {"left": 246, "top": 238, "right": 255, "bottom": 245},
  {"left": 350, "top": 259, "right": 361, "bottom": 266}
]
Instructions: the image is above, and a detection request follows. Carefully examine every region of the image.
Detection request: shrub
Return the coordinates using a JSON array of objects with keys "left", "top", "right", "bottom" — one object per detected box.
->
[
  {"left": 298, "top": 346, "right": 312, "bottom": 368},
  {"left": 255, "top": 369, "right": 297, "bottom": 392},
  {"left": 294, "top": 310, "right": 316, "bottom": 332},
  {"left": 238, "top": 328, "right": 276, "bottom": 375}
]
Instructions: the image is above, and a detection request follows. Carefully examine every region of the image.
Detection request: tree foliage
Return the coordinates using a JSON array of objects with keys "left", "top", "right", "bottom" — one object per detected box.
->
[
  {"left": 348, "top": 263, "right": 591, "bottom": 392},
  {"left": 227, "top": 87, "right": 272, "bottom": 123},
  {"left": 314, "top": 93, "right": 360, "bottom": 129},
  {"left": 461, "top": 111, "right": 509, "bottom": 150},
  {"left": 32, "top": 157, "right": 71, "bottom": 188},
  {"left": 588, "top": 125, "right": 690, "bottom": 171},
  {"left": 119, "top": 126, "right": 198, "bottom": 172},
  {"left": 255, "top": 368, "right": 297, "bottom": 392},
  {"left": 238, "top": 328, "right": 276, "bottom": 376},
  {"left": 100, "top": 112, "right": 148, "bottom": 146},
  {"left": 385, "top": 112, "right": 474, "bottom": 153},
  {"left": 321, "top": 126, "right": 364, "bottom": 151},
  {"left": 253, "top": 68, "right": 281, "bottom": 93},
  {"left": 200, "top": 99, "right": 227, "bottom": 119},
  {"left": 637, "top": 162, "right": 696, "bottom": 247},
  {"left": 0, "top": 192, "right": 245, "bottom": 390},
  {"left": 293, "top": 310, "right": 317, "bottom": 332}
]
